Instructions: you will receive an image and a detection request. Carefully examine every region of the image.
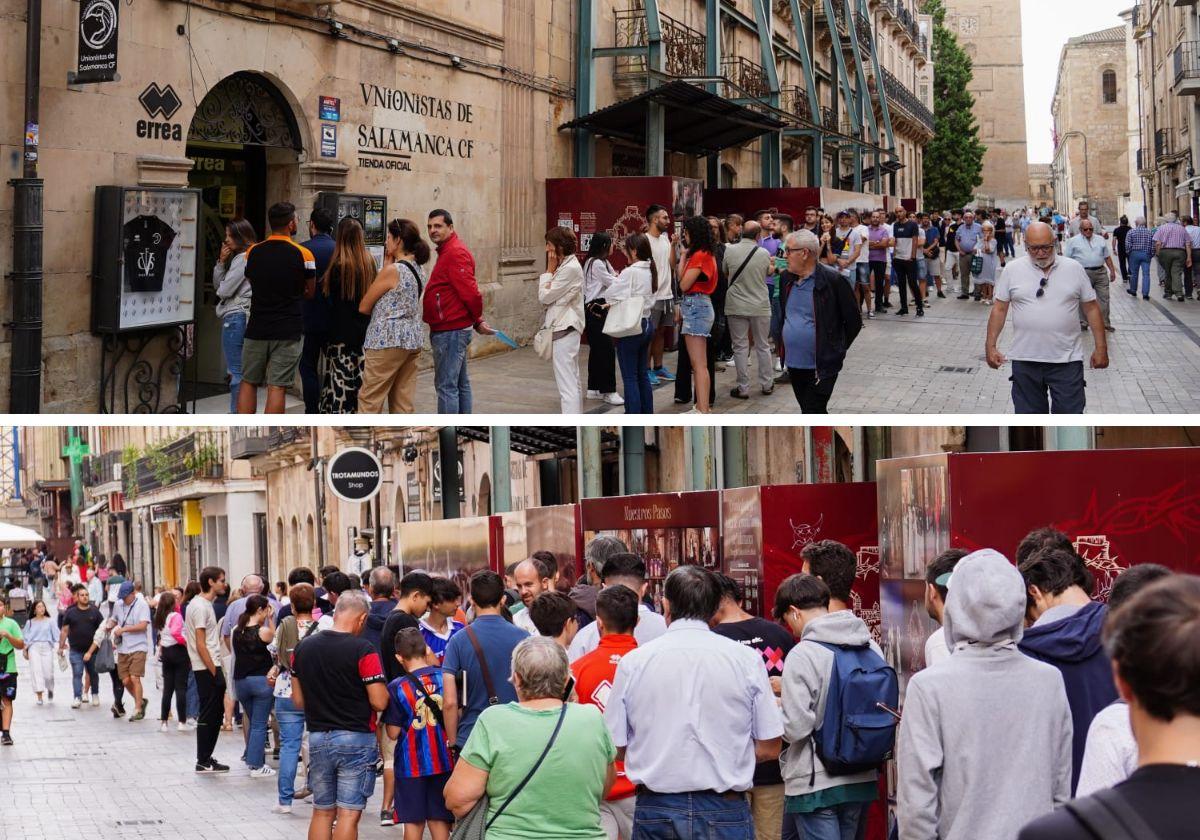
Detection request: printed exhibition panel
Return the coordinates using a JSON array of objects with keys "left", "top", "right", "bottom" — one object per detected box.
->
[
  {"left": 877, "top": 448, "right": 1200, "bottom": 699},
  {"left": 579, "top": 490, "right": 721, "bottom": 613},
  {"left": 546, "top": 176, "right": 704, "bottom": 270},
  {"left": 703, "top": 187, "right": 883, "bottom": 223},
  {"left": 493, "top": 504, "right": 582, "bottom": 584},
  {"left": 394, "top": 515, "right": 491, "bottom": 599}
]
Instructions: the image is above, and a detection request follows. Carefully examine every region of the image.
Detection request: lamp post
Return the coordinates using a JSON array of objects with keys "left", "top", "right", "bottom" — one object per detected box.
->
[{"left": 1060, "top": 130, "right": 1091, "bottom": 207}]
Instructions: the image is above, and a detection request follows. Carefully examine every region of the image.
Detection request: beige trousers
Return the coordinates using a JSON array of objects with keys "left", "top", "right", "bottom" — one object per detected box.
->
[{"left": 358, "top": 347, "right": 421, "bottom": 413}]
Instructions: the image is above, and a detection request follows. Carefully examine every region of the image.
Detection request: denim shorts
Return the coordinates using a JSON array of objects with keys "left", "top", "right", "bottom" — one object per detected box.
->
[
  {"left": 680, "top": 294, "right": 715, "bottom": 337},
  {"left": 308, "top": 730, "right": 379, "bottom": 811},
  {"left": 855, "top": 262, "right": 872, "bottom": 287}
]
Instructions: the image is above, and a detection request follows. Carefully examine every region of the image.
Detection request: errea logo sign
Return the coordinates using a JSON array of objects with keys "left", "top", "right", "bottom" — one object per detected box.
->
[{"left": 137, "top": 83, "right": 183, "bottom": 140}]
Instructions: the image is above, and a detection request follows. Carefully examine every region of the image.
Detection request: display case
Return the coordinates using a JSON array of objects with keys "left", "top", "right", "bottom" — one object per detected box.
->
[
  {"left": 91, "top": 186, "right": 201, "bottom": 333},
  {"left": 315, "top": 192, "right": 387, "bottom": 269}
]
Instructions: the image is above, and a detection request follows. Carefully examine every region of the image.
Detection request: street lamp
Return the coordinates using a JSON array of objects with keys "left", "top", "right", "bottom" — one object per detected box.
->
[{"left": 1059, "top": 130, "right": 1091, "bottom": 206}]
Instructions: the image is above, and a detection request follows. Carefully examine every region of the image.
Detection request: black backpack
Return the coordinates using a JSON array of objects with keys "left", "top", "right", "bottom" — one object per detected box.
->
[{"left": 1063, "top": 787, "right": 1162, "bottom": 840}]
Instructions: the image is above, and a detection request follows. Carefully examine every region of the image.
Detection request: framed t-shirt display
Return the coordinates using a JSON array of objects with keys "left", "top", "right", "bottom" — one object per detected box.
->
[{"left": 92, "top": 186, "right": 200, "bottom": 332}]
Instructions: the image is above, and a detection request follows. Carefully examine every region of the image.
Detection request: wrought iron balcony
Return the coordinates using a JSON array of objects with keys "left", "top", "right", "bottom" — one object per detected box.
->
[
  {"left": 780, "top": 85, "right": 815, "bottom": 124},
  {"left": 722, "top": 55, "right": 770, "bottom": 99},
  {"left": 1173, "top": 41, "right": 1200, "bottom": 96},
  {"left": 125, "top": 431, "right": 226, "bottom": 498},
  {"left": 855, "top": 12, "right": 874, "bottom": 52},
  {"left": 821, "top": 106, "right": 838, "bottom": 132},
  {"left": 83, "top": 450, "right": 122, "bottom": 488},
  {"left": 613, "top": 6, "right": 707, "bottom": 80},
  {"left": 878, "top": 66, "right": 935, "bottom": 133},
  {"left": 815, "top": 1, "right": 849, "bottom": 38}
]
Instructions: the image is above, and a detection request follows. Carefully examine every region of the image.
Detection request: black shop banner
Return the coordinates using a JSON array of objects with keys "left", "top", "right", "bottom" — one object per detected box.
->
[{"left": 73, "top": 0, "right": 119, "bottom": 84}]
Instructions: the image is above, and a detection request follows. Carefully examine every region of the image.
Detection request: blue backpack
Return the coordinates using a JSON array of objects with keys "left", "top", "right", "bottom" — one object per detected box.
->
[{"left": 810, "top": 641, "right": 899, "bottom": 783}]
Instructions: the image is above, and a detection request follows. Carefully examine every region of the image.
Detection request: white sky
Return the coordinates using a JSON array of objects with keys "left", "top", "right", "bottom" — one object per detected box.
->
[{"left": 1021, "top": 0, "right": 1131, "bottom": 163}]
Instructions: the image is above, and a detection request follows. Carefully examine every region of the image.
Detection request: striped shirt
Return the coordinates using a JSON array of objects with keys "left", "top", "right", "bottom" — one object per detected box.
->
[
  {"left": 382, "top": 668, "right": 453, "bottom": 778},
  {"left": 1153, "top": 222, "right": 1190, "bottom": 250},
  {"left": 1124, "top": 227, "right": 1154, "bottom": 254}
]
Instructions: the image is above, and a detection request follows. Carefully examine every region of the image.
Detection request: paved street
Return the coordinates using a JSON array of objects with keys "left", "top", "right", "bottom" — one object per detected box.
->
[
  {"left": 194, "top": 251, "right": 1200, "bottom": 416},
  {"left": 2, "top": 655, "right": 406, "bottom": 840}
]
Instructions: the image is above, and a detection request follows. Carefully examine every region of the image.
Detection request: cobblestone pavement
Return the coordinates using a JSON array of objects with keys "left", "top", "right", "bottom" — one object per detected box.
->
[
  {"left": 2, "top": 654, "right": 411, "bottom": 840},
  {"left": 194, "top": 252, "right": 1200, "bottom": 415}
]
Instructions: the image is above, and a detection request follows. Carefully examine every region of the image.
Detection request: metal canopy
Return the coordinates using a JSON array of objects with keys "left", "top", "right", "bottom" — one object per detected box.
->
[
  {"left": 559, "top": 80, "right": 786, "bottom": 157},
  {"left": 457, "top": 427, "right": 620, "bottom": 457}
]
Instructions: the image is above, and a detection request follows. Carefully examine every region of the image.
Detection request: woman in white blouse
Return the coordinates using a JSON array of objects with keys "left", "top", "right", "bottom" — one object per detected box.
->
[
  {"left": 581, "top": 233, "right": 623, "bottom": 406},
  {"left": 605, "top": 233, "right": 660, "bottom": 414},
  {"left": 539, "top": 227, "right": 587, "bottom": 414}
]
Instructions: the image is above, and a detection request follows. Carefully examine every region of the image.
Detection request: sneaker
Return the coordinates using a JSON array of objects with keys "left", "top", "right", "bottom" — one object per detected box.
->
[
  {"left": 36, "top": 698, "right": 43, "bottom": 706},
  {"left": 772, "top": 358, "right": 783, "bottom": 373},
  {"left": 159, "top": 722, "right": 169, "bottom": 733},
  {"left": 1143, "top": 295, "right": 1150, "bottom": 301},
  {"left": 177, "top": 722, "right": 190, "bottom": 733},
  {"left": 866, "top": 310, "right": 874, "bottom": 319},
  {"left": 195, "top": 760, "right": 230, "bottom": 774},
  {"left": 937, "top": 290, "right": 946, "bottom": 298},
  {"left": 957, "top": 294, "right": 970, "bottom": 300},
  {"left": 672, "top": 396, "right": 688, "bottom": 405},
  {"left": 896, "top": 308, "right": 909, "bottom": 315},
  {"left": 653, "top": 366, "right": 675, "bottom": 381},
  {"left": 250, "top": 766, "right": 277, "bottom": 779},
  {"left": 647, "top": 370, "right": 660, "bottom": 386},
  {"left": 294, "top": 788, "right": 313, "bottom": 802},
  {"left": 1, "top": 732, "right": 12, "bottom": 746},
  {"left": 271, "top": 804, "right": 293, "bottom": 815},
  {"left": 71, "top": 698, "right": 81, "bottom": 709},
  {"left": 730, "top": 387, "right": 749, "bottom": 400},
  {"left": 1126, "top": 288, "right": 1136, "bottom": 297},
  {"left": 380, "top": 810, "right": 396, "bottom": 827},
  {"left": 916, "top": 309, "right": 925, "bottom": 317},
  {"left": 129, "top": 709, "right": 145, "bottom": 722},
  {"left": 585, "top": 389, "right": 603, "bottom": 400},
  {"left": 1179, "top": 295, "right": 1186, "bottom": 302},
  {"left": 603, "top": 392, "right": 625, "bottom": 406},
  {"left": 90, "top": 696, "right": 99, "bottom": 707},
  {"left": 684, "top": 407, "right": 701, "bottom": 414},
  {"left": 112, "top": 705, "right": 125, "bottom": 718}
]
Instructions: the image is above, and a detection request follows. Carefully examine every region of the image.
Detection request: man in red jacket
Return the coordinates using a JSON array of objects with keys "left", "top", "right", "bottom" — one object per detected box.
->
[{"left": 424, "top": 209, "right": 494, "bottom": 413}]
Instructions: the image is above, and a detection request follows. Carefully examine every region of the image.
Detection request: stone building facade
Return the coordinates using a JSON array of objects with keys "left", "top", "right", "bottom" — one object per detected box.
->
[
  {"left": 1129, "top": 0, "right": 1200, "bottom": 220},
  {"left": 943, "top": 1, "right": 1031, "bottom": 209},
  {"left": 0, "top": 0, "right": 573, "bottom": 412},
  {"left": 1051, "top": 26, "right": 1130, "bottom": 224},
  {"left": 1028, "top": 164, "right": 1052, "bottom": 210}
]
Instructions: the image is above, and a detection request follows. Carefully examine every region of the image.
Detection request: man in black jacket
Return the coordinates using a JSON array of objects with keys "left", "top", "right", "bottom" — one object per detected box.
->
[{"left": 778, "top": 230, "right": 862, "bottom": 413}]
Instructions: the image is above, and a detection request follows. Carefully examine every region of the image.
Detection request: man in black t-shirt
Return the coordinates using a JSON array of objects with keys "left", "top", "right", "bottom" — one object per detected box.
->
[
  {"left": 292, "top": 591, "right": 388, "bottom": 839},
  {"left": 1018, "top": 574, "right": 1200, "bottom": 840},
  {"left": 890, "top": 206, "right": 925, "bottom": 317},
  {"left": 712, "top": 574, "right": 797, "bottom": 839},
  {"left": 239, "top": 201, "right": 317, "bottom": 415},
  {"left": 56, "top": 585, "right": 105, "bottom": 707}
]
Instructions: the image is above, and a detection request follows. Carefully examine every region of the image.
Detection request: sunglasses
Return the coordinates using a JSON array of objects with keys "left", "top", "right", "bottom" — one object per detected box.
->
[
  {"left": 1037, "top": 277, "right": 1049, "bottom": 298},
  {"left": 1027, "top": 245, "right": 1055, "bottom": 253}
]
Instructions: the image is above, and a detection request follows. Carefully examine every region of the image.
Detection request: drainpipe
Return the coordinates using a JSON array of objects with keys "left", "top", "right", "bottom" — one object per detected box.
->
[{"left": 8, "top": 0, "right": 44, "bottom": 412}]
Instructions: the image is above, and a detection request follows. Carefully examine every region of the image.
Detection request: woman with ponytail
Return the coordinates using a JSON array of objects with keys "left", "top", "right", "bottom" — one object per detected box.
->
[{"left": 605, "top": 233, "right": 659, "bottom": 413}]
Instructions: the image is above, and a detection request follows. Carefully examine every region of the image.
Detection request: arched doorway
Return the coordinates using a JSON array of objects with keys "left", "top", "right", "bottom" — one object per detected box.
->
[
  {"left": 478, "top": 474, "right": 492, "bottom": 516},
  {"left": 186, "top": 72, "right": 304, "bottom": 394}
]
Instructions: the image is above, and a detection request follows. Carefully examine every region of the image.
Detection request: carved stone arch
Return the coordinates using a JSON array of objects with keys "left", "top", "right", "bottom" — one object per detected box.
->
[{"left": 188, "top": 71, "right": 304, "bottom": 151}]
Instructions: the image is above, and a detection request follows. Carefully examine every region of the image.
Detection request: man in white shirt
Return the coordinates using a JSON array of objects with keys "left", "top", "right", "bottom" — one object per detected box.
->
[
  {"left": 1063, "top": 220, "right": 1116, "bottom": 332},
  {"left": 605, "top": 566, "right": 782, "bottom": 836},
  {"left": 923, "top": 548, "right": 966, "bottom": 668},
  {"left": 187, "top": 566, "right": 230, "bottom": 773},
  {"left": 108, "top": 581, "right": 151, "bottom": 721},
  {"left": 986, "top": 222, "right": 1108, "bottom": 413},
  {"left": 512, "top": 557, "right": 552, "bottom": 635},
  {"left": 645, "top": 204, "right": 677, "bottom": 386},
  {"left": 843, "top": 209, "right": 873, "bottom": 317},
  {"left": 568, "top": 553, "right": 667, "bottom": 662}
]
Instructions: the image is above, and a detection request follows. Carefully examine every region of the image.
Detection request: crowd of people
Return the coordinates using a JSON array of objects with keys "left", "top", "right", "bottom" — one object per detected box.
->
[{"left": 2, "top": 528, "right": 1197, "bottom": 840}]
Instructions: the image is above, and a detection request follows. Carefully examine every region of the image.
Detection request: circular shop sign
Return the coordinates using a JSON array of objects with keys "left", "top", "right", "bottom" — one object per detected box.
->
[{"left": 327, "top": 447, "right": 383, "bottom": 503}]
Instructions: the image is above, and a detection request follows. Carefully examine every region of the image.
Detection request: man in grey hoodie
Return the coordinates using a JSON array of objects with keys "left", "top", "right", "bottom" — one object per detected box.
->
[
  {"left": 776, "top": 573, "right": 882, "bottom": 840},
  {"left": 896, "top": 549, "right": 1073, "bottom": 840}
]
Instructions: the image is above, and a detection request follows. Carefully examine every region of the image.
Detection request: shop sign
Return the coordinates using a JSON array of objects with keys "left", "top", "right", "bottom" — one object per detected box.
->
[
  {"left": 136, "top": 83, "right": 184, "bottom": 140},
  {"left": 356, "top": 83, "right": 477, "bottom": 172},
  {"left": 320, "top": 96, "right": 341, "bottom": 121},
  {"left": 73, "top": 0, "right": 119, "bottom": 85},
  {"left": 430, "top": 449, "right": 466, "bottom": 503},
  {"left": 580, "top": 491, "right": 720, "bottom": 531},
  {"left": 150, "top": 502, "right": 182, "bottom": 523},
  {"left": 321, "top": 124, "right": 337, "bottom": 158},
  {"left": 327, "top": 447, "right": 383, "bottom": 503}
]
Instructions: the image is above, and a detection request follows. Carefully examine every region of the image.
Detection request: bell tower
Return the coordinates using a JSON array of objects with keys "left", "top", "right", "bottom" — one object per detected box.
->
[{"left": 943, "top": 1, "right": 1031, "bottom": 207}]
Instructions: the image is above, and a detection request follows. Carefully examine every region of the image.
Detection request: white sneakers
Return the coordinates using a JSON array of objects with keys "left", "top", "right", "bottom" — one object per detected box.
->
[
  {"left": 36, "top": 698, "right": 44, "bottom": 706},
  {"left": 177, "top": 722, "right": 190, "bottom": 732},
  {"left": 71, "top": 698, "right": 82, "bottom": 709},
  {"left": 271, "top": 804, "right": 292, "bottom": 815},
  {"left": 159, "top": 722, "right": 169, "bottom": 733},
  {"left": 90, "top": 696, "right": 99, "bottom": 707},
  {"left": 250, "top": 766, "right": 277, "bottom": 779},
  {"left": 587, "top": 390, "right": 626, "bottom": 405}
]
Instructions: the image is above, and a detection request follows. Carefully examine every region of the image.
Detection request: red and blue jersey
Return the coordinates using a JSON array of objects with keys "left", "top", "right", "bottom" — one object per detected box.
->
[
  {"left": 382, "top": 667, "right": 453, "bottom": 778},
  {"left": 420, "top": 618, "right": 464, "bottom": 665}
]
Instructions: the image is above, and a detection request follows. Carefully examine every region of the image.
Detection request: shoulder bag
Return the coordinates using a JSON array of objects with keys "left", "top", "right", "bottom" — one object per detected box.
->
[
  {"left": 449, "top": 703, "right": 569, "bottom": 840},
  {"left": 463, "top": 625, "right": 501, "bottom": 706},
  {"left": 725, "top": 246, "right": 759, "bottom": 295},
  {"left": 1063, "top": 786, "right": 1162, "bottom": 840}
]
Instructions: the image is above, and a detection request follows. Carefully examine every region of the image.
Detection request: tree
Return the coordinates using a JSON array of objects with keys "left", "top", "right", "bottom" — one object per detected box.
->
[{"left": 921, "top": 0, "right": 985, "bottom": 210}]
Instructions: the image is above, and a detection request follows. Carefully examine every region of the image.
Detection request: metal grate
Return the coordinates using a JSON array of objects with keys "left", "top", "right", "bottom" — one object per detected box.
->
[
  {"left": 115, "top": 821, "right": 165, "bottom": 827},
  {"left": 938, "top": 365, "right": 976, "bottom": 374}
]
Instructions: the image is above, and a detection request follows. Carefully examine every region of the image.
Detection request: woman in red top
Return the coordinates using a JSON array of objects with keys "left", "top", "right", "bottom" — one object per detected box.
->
[{"left": 677, "top": 216, "right": 718, "bottom": 413}]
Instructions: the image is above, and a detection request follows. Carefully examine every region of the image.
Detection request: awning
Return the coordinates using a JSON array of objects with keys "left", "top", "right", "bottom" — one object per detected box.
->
[
  {"left": 80, "top": 499, "right": 109, "bottom": 518},
  {"left": 0, "top": 522, "right": 46, "bottom": 548},
  {"left": 1176, "top": 176, "right": 1200, "bottom": 197},
  {"left": 559, "top": 80, "right": 787, "bottom": 157}
]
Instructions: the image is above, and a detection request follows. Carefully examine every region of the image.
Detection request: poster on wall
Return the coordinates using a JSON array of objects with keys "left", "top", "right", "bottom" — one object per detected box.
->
[{"left": 72, "top": 0, "right": 119, "bottom": 84}]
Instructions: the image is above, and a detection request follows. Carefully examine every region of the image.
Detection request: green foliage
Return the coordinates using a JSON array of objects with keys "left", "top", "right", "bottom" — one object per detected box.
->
[
  {"left": 121, "top": 446, "right": 140, "bottom": 500},
  {"left": 921, "top": 0, "right": 985, "bottom": 210}
]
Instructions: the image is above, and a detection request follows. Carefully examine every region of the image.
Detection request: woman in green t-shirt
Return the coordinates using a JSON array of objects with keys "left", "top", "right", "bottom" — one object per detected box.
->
[{"left": 444, "top": 636, "right": 616, "bottom": 840}]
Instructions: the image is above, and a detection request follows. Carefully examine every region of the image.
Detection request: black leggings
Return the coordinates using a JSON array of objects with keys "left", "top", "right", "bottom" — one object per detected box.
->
[{"left": 160, "top": 645, "right": 189, "bottom": 722}]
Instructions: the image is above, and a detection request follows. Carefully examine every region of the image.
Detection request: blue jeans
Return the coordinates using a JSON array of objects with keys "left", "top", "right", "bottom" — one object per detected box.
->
[
  {"left": 233, "top": 675, "right": 274, "bottom": 769},
  {"left": 186, "top": 670, "right": 199, "bottom": 719},
  {"left": 308, "top": 730, "right": 378, "bottom": 811},
  {"left": 68, "top": 649, "right": 99, "bottom": 699},
  {"left": 633, "top": 791, "right": 753, "bottom": 840},
  {"left": 275, "top": 694, "right": 306, "bottom": 805},
  {"left": 789, "top": 801, "right": 870, "bottom": 840},
  {"left": 616, "top": 319, "right": 654, "bottom": 414},
  {"left": 1127, "top": 250, "right": 1151, "bottom": 296},
  {"left": 221, "top": 311, "right": 248, "bottom": 413},
  {"left": 430, "top": 327, "right": 473, "bottom": 413}
]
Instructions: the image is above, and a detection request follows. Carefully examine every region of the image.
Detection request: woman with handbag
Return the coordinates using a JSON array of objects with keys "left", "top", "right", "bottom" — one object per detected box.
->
[
  {"left": 582, "top": 234, "right": 623, "bottom": 407},
  {"left": 605, "top": 233, "right": 659, "bottom": 414},
  {"left": 444, "top": 636, "right": 616, "bottom": 840},
  {"left": 537, "top": 227, "right": 586, "bottom": 414}
]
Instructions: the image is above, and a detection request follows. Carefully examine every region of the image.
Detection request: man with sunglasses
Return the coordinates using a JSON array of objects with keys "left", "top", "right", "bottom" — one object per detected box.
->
[{"left": 985, "top": 221, "right": 1107, "bottom": 413}]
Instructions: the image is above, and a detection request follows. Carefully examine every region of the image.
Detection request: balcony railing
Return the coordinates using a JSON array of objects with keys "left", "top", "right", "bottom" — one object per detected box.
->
[
  {"left": 1156, "top": 128, "right": 1171, "bottom": 157},
  {"left": 855, "top": 12, "right": 874, "bottom": 52},
  {"left": 821, "top": 106, "right": 838, "bottom": 132},
  {"left": 780, "top": 85, "right": 815, "bottom": 124},
  {"left": 613, "top": 6, "right": 707, "bottom": 80},
  {"left": 230, "top": 427, "right": 310, "bottom": 459},
  {"left": 722, "top": 55, "right": 769, "bottom": 99},
  {"left": 1173, "top": 41, "right": 1200, "bottom": 87},
  {"left": 125, "top": 431, "right": 226, "bottom": 497},
  {"left": 879, "top": 66, "right": 935, "bottom": 133},
  {"left": 83, "top": 450, "right": 122, "bottom": 488}
]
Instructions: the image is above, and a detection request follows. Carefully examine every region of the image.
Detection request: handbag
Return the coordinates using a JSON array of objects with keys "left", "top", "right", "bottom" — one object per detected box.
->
[
  {"left": 94, "top": 636, "right": 116, "bottom": 673},
  {"left": 970, "top": 254, "right": 984, "bottom": 276},
  {"left": 533, "top": 326, "right": 555, "bottom": 361},
  {"left": 450, "top": 703, "right": 568, "bottom": 840},
  {"left": 603, "top": 296, "right": 645, "bottom": 338}
]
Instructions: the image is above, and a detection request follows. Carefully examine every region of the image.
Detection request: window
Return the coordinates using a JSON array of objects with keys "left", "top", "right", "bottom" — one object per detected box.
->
[{"left": 1102, "top": 70, "right": 1117, "bottom": 104}]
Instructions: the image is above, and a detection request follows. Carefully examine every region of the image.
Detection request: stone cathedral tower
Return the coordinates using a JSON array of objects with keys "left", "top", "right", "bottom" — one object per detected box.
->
[{"left": 944, "top": 1, "right": 1031, "bottom": 207}]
